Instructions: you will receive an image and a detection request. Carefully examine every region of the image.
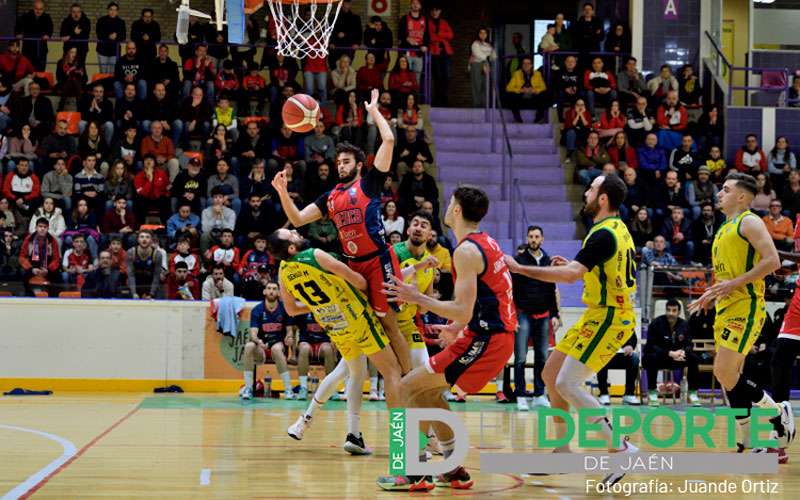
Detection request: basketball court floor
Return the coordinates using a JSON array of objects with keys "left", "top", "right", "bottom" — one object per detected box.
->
[{"left": 1, "top": 393, "right": 800, "bottom": 498}]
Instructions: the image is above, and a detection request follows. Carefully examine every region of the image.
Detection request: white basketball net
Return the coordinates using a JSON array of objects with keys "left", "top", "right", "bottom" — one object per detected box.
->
[{"left": 266, "top": 0, "right": 344, "bottom": 59}]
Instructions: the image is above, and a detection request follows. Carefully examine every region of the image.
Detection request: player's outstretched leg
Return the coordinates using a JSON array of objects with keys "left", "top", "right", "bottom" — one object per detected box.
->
[{"left": 288, "top": 357, "right": 348, "bottom": 440}]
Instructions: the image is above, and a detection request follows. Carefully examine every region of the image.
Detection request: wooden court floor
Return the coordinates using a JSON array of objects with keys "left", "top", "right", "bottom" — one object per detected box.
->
[{"left": 2, "top": 393, "right": 800, "bottom": 499}]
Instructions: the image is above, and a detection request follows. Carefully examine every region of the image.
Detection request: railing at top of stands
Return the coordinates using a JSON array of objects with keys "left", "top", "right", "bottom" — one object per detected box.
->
[{"left": 511, "top": 179, "right": 530, "bottom": 251}]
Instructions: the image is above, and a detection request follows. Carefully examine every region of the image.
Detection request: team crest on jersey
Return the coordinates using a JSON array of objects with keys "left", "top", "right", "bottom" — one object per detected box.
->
[
  {"left": 347, "top": 241, "right": 359, "bottom": 255},
  {"left": 349, "top": 187, "right": 358, "bottom": 205}
]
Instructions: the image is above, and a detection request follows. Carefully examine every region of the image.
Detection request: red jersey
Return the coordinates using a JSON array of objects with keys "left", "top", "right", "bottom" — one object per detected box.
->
[
  {"left": 455, "top": 232, "right": 518, "bottom": 335},
  {"left": 315, "top": 167, "right": 388, "bottom": 259}
]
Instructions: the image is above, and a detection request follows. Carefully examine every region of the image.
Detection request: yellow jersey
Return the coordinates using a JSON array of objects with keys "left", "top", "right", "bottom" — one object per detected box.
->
[
  {"left": 580, "top": 216, "right": 637, "bottom": 309},
  {"left": 712, "top": 210, "right": 764, "bottom": 311},
  {"left": 393, "top": 242, "right": 435, "bottom": 323},
  {"left": 279, "top": 249, "right": 368, "bottom": 334}
]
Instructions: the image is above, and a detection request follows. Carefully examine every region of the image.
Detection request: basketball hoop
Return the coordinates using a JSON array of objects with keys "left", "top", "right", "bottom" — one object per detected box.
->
[{"left": 264, "top": 0, "right": 344, "bottom": 59}]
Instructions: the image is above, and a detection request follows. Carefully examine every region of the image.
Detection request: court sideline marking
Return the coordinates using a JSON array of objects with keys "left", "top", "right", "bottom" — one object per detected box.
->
[
  {"left": 14, "top": 404, "right": 140, "bottom": 499},
  {"left": 0, "top": 424, "right": 77, "bottom": 500}
]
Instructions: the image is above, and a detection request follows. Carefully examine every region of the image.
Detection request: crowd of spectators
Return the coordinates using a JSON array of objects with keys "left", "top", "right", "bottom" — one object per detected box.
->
[{"left": 0, "top": 0, "right": 456, "bottom": 298}]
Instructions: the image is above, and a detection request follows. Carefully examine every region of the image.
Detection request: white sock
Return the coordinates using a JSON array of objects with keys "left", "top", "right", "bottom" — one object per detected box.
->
[
  {"left": 281, "top": 371, "right": 292, "bottom": 392},
  {"left": 345, "top": 356, "right": 367, "bottom": 435},
  {"left": 243, "top": 370, "right": 253, "bottom": 388},
  {"left": 305, "top": 398, "right": 323, "bottom": 420},
  {"left": 737, "top": 417, "right": 751, "bottom": 448},
  {"left": 348, "top": 412, "right": 361, "bottom": 435},
  {"left": 299, "top": 375, "right": 308, "bottom": 389},
  {"left": 314, "top": 358, "right": 348, "bottom": 404},
  {"left": 370, "top": 376, "right": 378, "bottom": 392},
  {"left": 755, "top": 392, "right": 780, "bottom": 411}
]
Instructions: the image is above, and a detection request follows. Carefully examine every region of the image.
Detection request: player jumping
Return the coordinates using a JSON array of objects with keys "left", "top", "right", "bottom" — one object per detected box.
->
[
  {"left": 380, "top": 187, "right": 517, "bottom": 492},
  {"left": 688, "top": 172, "right": 795, "bottom": 461}
]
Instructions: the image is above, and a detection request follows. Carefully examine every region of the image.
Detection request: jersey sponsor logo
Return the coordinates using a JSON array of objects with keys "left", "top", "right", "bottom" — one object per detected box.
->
[
  {"left": 616, "top": 331, "right": 625, "bottom": 341},
  {"left": 721, "top": 328, "right": 731, "bottom": 341},
  {"left": 579, "top": 327, "right": 595, "bottom": 339},
  {"left": 261, "top": 322, "right": 284, "bottom": 332},
  {"left": 616, "top": 295, "right": 624, "bottom": 307},
  {"left": 458, "top": 340, "right": 486, "bottom": 365},
  {"left": 333, "top": 208, "right": 364, "bottom": 228}
]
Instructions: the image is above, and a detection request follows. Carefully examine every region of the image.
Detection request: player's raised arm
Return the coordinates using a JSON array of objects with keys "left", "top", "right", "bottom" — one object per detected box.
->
[
  {"left": 364, "top": 88, "right": 394, "bottom": 173},
  {"left": 279, "top": 278, "right": 311, "bottom": 316},
  {"left": 314, "top": 249, "right": 368, "bottom": 292},
  {"left": 272, "top": 170, "right": 322, "bottom": 227}
]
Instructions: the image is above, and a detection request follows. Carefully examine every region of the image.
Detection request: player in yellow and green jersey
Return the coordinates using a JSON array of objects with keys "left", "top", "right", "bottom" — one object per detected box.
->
[{"left": 688, "top": 172, "right": 794, "bottom": 460}]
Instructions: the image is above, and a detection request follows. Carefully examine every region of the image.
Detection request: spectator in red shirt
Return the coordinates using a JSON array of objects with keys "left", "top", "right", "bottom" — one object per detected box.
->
[
  {"left": 102, "top": 194, "right": 137, "bottom": 245},
  {"left": 596, "top": 100, "right": 626, "bottom": 140},
  {"left": 428, "top": 5, "right": 454, "bottom": 106},
  {"left": 61, "top": 233, "right": 95, "bottom": 287},
  {"left": 165, "top": 261, "right": 200, "bottom": 300},
  {"left": 134, "top": 154, "right": 170, "bottom": 225},
  {"left": 205, "top": 227, "right": 240, "bottom": 281},
  {"left": 655, "top": 90, "right": 688, "bottom": 151},
  {"left": 388, "top": 55, "right": 419, "bottom": 104},
  {"left": 0, "top": 40, "right": 36, "bottom": 95},
  {"left": 266, "top": 53, "right": 299, "bottom": 102},
  {"left": 107, "top": 236, "right": 127, "bottom": 275},
  {"left": 561, "top": 98, "right": 593, "bottom": 158},
  {"left": 215, "top": 59, "right": 240, "bottom": 95},
  {"left": 334, "top": 91, "right": 365, "bottom": 147},
  {"left": 584, "top": 56, "right": 617, "bottom": 114},
  {"left": 19, "top": 217, "right": 61, "bottom": 296},
  {"left": 607, "top": 131, "right": 638, "bottom": 171},
  {"left": 2, "top": 158, "right": 41, "bottom": 217},
  {"left": 141, "top": 121, "right": 180, "bottom": 181},
  {"left": 356, "top": 52, "right": 384, "bottom": 101},
  {"left": 397, "top": 0, "right": 429, "bottom": 79},
  {"left": 303, "top": 55, "right": 328, "bottom": 104},
  {"left": 241, "top": 62, "right": 268, "bottom": 115},
  {"left": 182, "top": 43, "right": 216, "bottom": 104},
  {"left": 734, "top": 134, "right": 768, "bottom": 175},
  {"left": 169, "top": 237, "right": 200, "bottom": 277}
]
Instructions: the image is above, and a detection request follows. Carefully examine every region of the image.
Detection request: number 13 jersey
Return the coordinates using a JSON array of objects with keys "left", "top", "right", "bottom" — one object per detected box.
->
[{"left": 577, "top": 216, "right": 636, "bottom": 309}]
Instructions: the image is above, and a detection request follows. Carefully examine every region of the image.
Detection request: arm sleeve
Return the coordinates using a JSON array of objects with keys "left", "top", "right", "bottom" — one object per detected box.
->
[
  {"left": 314, "top": 191, "right": 330, "bottom": 216},
  {"left": 362, "top": 166, "right": 388, "bottom": 198},
  {"left": 573, "top": 229, "right": 616, "bottom": 271}
]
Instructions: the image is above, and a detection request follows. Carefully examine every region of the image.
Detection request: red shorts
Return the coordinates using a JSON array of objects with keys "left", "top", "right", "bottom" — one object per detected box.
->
[
  {"left": 300, "top": 341, "right": 329, "bottom": 361},
  {"left": 427, "top": 330, "right": 514, "bottom": 393},
  {"left": 347, "top": 247, "right": 401, "bottom": 316},
  {"left": 780, "top": 290, "right": 800, "bottom": 339}
]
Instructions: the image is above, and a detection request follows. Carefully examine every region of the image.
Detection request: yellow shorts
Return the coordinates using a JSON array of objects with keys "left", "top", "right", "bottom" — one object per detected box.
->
[
  {"left": 399, "top": 317, "right": 425, "bottom": 349},
  {"left": 330, "top": 309, "right": 389, "bottom": 361},
  {"left": 556, "top": 307, "right": 636, "bottom": 372},
  {"left": 714, "top": 299, "right": 766, "bottom": 354}
]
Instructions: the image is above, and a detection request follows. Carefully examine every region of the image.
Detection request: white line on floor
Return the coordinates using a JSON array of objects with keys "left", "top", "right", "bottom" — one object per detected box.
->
[
  {"left": 0, "top": 423, "right": 78, "bottom": 500},
  {"left": 199, "top": 468, "right": 212, "bottom": 486}
]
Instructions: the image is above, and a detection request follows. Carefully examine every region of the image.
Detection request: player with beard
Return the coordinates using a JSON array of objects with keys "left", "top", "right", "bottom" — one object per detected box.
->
[
  {"left": 504, "top": 175, "right": 640, "bottom": 485},
  {"left": 272, "top": 88, "right": 412, "bottom": 375}
]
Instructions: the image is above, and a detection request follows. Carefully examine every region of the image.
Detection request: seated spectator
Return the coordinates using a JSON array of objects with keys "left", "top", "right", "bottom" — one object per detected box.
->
[
  {"left": 237, "top": 192, "right": 276, "bottom": 247},
  {"left": 643, "top": 299, "right": 701, "bottom": 406},
  {"left": 629, "top": 206, "right": 655, "bottom": 250},
  {"left": 690, "top": 203, "right": 721, "bottom": 265},
  {"left": 305, "top": 122, "right": 336, "bottom": 166},
  {"left": 180, "top": 86, "right": 213, "bottom": 147},
  {"left": 182, "top": 43, "right": 216, "bottom": 102},
  {"left": 165, "top": 261, "right": 200, "bottom": 300},
  {"left": 266, "top": 54, "right": 299, "bottom": 103},
  {"left": 705, "top": 145, "right": 728, "bottom": 184},
  {"left": 115, "top": 83, "right": 144, "bottom": 134},
  {"left": 767, "top": 136, "right": 796, "bottom": 191},
  {"left": 54, "top": 46, "right": 86, "bottom": 102},
  {"left": 655, "top": 90, "right": 688, "bottom": 151},
  {"left": 142, "top": 82, "right": 183, "bottom": 146},
  {"left": 207, "top": 158, "right": 241, "bottom": 215},
  {"left": 141, "top": 121, "right": 180, "bottom": 181},
  {"left": 0, "top": 228, "right": 22, "bottom": 281},
  {"left": 331, "top": 55, "right": 356, "bottom": 106},
  {"left": 308, "top": 214, "right": 338, "bottom": 253},
  {"left": 0, "top": 198, "right": 18, "bottom": 236},
  {"left": 213, "top": 95, "right": 239, "bottom": 143},
  {"left": 3, "top": 157, "right": 41, "bottom": 218},
  {"left": 167, "top": 203, "right": 200, "bottom": 248},
  {"left": 624, "top": 96, "right": 654, "bottom": 147},
  {"left": 201, "top": 187, "right": 236, "bottom": 253},
  {"left": 101, "top": 194, "right": 137, "bottom": 245},
  {"left": 78, "top": 84, "right": 115, "bottom": 145},
  {"left": 505, "top": 56, "right": 547, "bottom": 124},
  {"left": 81, "top": 249, "right": 125, "bottom": 298},
  {"left": 621, "top": 167, "right": 646, "bottom": 221},
  {"left": 398, "top": 160, "right": 439, "bottom": 217},
  {"left": 114, "top": 41, "right": 147, "bottom": 101},
  {"left": 28, "top": 197, "right": 66, "bottom": 246},
  {"left": 655, "top": 170, "right": 688, "bottom": 222},
  {"left": 379, "top": 173, "right": 398, "bottom": 205},
  {"left": 169, "top": 237, "right": 200, "bottom": 277},
  {"left": 752, "top": 172, "right": 776, "bottom": 216},
  {"left": 41, "top": 158, "right": 73, "bottom": 213},
  {"left": 616, "top": 56, "right": 646, "bottom": 109},
  {"left": 696, "top": 104, "right": 724, "bottom": 153},
  {"left": 206, "top": 124, "right": 235, "bottom": 172},
  {"left": 151, "top": 44, "right": 181, "bottom": 97},
  {"left": 660, "top": 206, "right": 693, "bottom": 262},
  {"left": 596, "top": 334, "right": 640, "bottom": 406},
  {"left": 595, "top": 100, "right": 625, "bottom": 140},
  {"left": 133, "top": 154, "right": 170, "bottom": 224},
  {"left": 202, "top": 263, "right": 234, "bottom": 300},
  {"left": 237, "top": 63, "right": 268, "bottom": 116},
  {"left": 647, "top": 64, "right": 679, "bottom": 108},
  {"left": 641, "top": 235, "right": 680, "bottom": 291},
  {"left": 382, "top": 200, "right": 405, "bottom": 236},
  {"left": 237, "top": 234, "right": 273, "bottom": 298},
  {"left": 6, "top": 121, "right": 33, "bottom": 171},
  {"left": 426, "top": 229, "right": 452, "bottom": 274},
  {"left": 104, "top": 160, "right": 134, "bottom": 209},
  {"left": 734, "top": 134, "right": 768, "bottom": 175},
  {"left": 11, "top": 82, "right": 54, "bottom": 141},
  {"left": 107, "top": 237, "right": 127, "bottom": 274},
  {"left": 77, "top": 122, "right": 111, "bottom": 176},
  {"left": 396, "top": 127, "right": 433, "bottom": 176},
  {"left": 126, "top": 229, "right": 164, "bottom": 299},
  {"left": 678, "top": 63, "right": 702, "bottom": 114},
  {"left": 387, "top": 230, "right": 402, "bottom": 245},
  {"left": 19, "top": 217, "right": 62, "bottom": 296},
  {"left": 668, "top": 134, "right": 700, "bottom": 180},
  {"left": 790, "top": 76, "right": 800, "bottom": 107},
  {"left": 171, "top": 157, "right": 206, "bottom": 214},
  {"left": 205, "top": 227, "right": 240, "bottom": 280},
  {"left": 686, "top": 166, "right": 719, "bottom": 219},
  {"left": 576, "top": 131, "right": 610, "bottom": 186},
  {"left": 356, "top": 52, "right": 384, "bottom": 100},
  {"left": 388, "top": 55, "right": 419, "bottom": 104},
  {"left": 782, "top": 170, "right": 800, "bottom": 220},
  {"left": 0, "top": 78, "right": 9, "bottom": 133},
  {"left": 0, "top": 40, "right": 36, "bottom": 95},
  {"left": 554, "top": 55, "right": 580, "bottom": 119},
  {"left": 607, "top": 132, "right": 637, "bottom": 171},
  {"left": 583, "top": 56, "right": 617, "bottom": 113},
  {"left": 303, "top": 54, "right": 328, "bottom": 104},
  {"left": 214, "top": 60, "right": 240, "bottom": 99},
  {"left": 61, "top": 233, "right": 95, "bottom": 286},
  {"left": 269, "top": 125, "right": 306, "bottom": 174},
  {"left": 334, "top": 90, "right": 365, "bottom": 147},
  {"left": 235, "top": 121, "right": 270, "bottom": 174},
  {"left": 561, "top": 98, "right": 592, "bottom": 159},
  {"left": 637, "top": 132, "right": 667, "bottom": 184},
  {"left": 763, "top": 199, "right": 794, "bottom": 252},
  {"left": 63, "top": 197, "right": 100, "bottom": 256},
  {"left": 240, "top": 159, "right": 272, "bottom": 201}
]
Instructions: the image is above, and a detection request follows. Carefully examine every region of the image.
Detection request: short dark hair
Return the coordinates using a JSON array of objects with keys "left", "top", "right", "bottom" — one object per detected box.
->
[
  {"left": 174, "top": 261, "right": 189, "bottom": 270},
  {"left": 36, "top": 217, "right": 49, "bottom": 227},
  {"left": 254, "top": 233, "right": 266, "bottom": 241},
  {"left": 210, "top": 186, "right": 226, "bottom": 197},
  {"left": 546, "top": 23, "right": 556, "bottom": 29},
  {"left": 453, "top": 186, "right": 489, "bottom": 223},
  {"left": 409, "top": 210, "right": 434, "bottom": 225},
  {"left": 267, "top": 230, "right": 292, "bottom": 261},
  {"left": 598, "top": 174, "right": 627, "bottom": 210},
  {"left": 177, "top": 202, "right": 193, "bottom": 211},
  {"left": 625, "top": 56, "right": 637, "bottom": 65},
  {"left": 666, "top": 298, "right": 681, "bottom": 311},
  {"left": 114, "top": 194, "right": 127, "bottom": 202},
  {"left": 211, "top": 263, "right": 226, "bottom": 273},
  {"left": 527, "top": 225, "right": 543, "bottom": 236},
  {"left": 221, "top": 228, "right": 234, "bottom": 237},
  {"left": 141, "top": 8, "right": 153, "bottom": 16},
  {"left": 660, "top": 64, "right": 671, "bottom": 71},
  {"left": 335, "top": 141, "right": 366, "bottom": 166},
  {"left": 725, "top": 171, "right": 758, "bottom": 196},
  {"left": 746, "top": 133, "right": 758, "bottom": 141},
  {"left": 107, "top": 2, "right": 118, "bottom": 8}
]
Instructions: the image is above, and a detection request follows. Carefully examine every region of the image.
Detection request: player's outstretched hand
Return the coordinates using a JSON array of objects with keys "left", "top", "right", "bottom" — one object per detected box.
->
[
  {"left": 271, "top": 170, "right": 288, "bottom": 193},
  {"left": 430, "top": 323, "right": 463, "bottom": 347},
  {"left": 364, "top": 88, "right": 379, "bottom": 113},
  {"left": 551, "top": 255, "right": 569, "bottom": 266},
  {"left": 383, "top": 274, "right": 420, "bottom": 304},
  {"left": 416, "top": 255, "right": 439, "bottom": 272}
]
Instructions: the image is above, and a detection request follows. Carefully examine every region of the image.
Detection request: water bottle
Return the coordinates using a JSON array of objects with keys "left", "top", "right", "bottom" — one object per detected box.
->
[
  {"left": 264, "top": 377, "right": 272, "bottom": 398},
  {"left": 680, "top": 376, "right": 688, "bottom": 404},
  {"left": 309, "top": 377, "right": 319, "bottom": 395}
]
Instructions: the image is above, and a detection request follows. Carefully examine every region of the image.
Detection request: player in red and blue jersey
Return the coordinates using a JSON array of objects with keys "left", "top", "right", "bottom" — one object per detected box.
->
[
  {"left": 379, "top": 186, "right": 517, "bottom": 492},
  {"left": 272, "top": 88, "right": 411, "bottom": 374}
]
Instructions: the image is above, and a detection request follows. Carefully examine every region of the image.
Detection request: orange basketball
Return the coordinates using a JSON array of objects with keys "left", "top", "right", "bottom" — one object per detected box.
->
[{"left": 282, "top": 94, "right": 320, "bottom": 133}]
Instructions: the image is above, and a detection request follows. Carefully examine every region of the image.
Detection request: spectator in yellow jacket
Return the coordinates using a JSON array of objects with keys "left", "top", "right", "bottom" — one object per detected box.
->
[{"left": 505, "top": 56, "right": 548, "bottom": 123}]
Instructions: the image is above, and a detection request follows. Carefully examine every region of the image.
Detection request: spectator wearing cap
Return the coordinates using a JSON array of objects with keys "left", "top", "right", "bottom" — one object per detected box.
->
[
  {"left": 19, "top": 217, "right": 61, "bottom": 296},
  {"left": 133, "top": 154, "right": 170, "bottom": 224},
  {"left": 95, "top": 3, "right": 125, "bottom": 74},
  {"left": 364, "top": 15, "right": 393, "bottom": 72},
  {"left": 328, "top": 0, "right": 362, "bottom": 69},
  {"left": 172, "top": 156, "right": 206, "bottom": 214},
  {"left": 166, "top": 261, "right": 200, "bottom": 300},
  {"left": 141, "top": 121, "right": 180, "bottom": 181}
]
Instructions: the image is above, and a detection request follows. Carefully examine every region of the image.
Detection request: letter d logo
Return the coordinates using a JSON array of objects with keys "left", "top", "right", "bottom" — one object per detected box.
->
[{"left": 404, "top": 409, "right": 469, "bottom": 476}]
